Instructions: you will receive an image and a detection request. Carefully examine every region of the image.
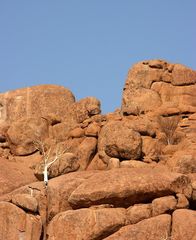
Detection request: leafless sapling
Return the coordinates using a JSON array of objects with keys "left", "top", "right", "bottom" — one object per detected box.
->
[{"left": 34, "top": 139, "right": 66, "bottom": 187}]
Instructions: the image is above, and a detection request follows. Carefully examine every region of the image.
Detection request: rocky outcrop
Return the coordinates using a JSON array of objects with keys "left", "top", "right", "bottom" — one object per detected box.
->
[
  {"left": 0, "top": 59, "right": 195, "bottom": 240},
  {"left": 121, "top": 60, "right": 196, "bottom": 116},
  {"left": 0, "top": 167, "right": 195, "bottom": 239}
]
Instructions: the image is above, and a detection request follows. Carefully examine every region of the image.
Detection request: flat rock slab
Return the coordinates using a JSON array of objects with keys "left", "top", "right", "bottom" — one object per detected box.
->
[{"left": 68, "top": 168, "right": 191, "bottom": 208}]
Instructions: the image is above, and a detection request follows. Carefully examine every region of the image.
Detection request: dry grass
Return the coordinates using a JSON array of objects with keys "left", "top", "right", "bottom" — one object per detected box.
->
[{"left": 157, "top": 116, "right": 180, "bottom": 145}]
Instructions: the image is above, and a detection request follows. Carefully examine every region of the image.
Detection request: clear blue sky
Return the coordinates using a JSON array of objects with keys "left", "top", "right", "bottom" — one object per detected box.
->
[{"left": 0, "top": 1, "right": 195, "bottom": 113}]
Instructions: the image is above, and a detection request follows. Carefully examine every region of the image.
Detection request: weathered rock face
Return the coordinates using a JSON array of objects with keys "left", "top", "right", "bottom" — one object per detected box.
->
[
  {"left": 47, "top": 208, "right": 126, "bottom": 240},
  {"left": 77, "top": 137, "right": 97, "bottom": 170},
  {"left": 0, "top": 157, "right": 37, "bottom": 196},
  {"left": 105, "top": 214, "right": 171, "bottom": 240},
  {"left": 12, "top": 193, "right": 38, "bottom": 213},
  {"left": 151, "top": 195, "right": 177, "bottom": 216},
  {"left": 0, "top": 84, "right": 75, "bottom": 123},
  {"left": 0, "top": 168, "right": 195, "bottom": 240},
  {"left": 68, "top": 168, "right": 191, "bottom": 208},
  {"left": 166, "top": 150, "right": 196, "bottom": 174},
  {"left": 0, "top": 85, "right": 101, "bottom": 157},
  {"left": 0, "top": 59, "right": 195, "bottom": 240},
  {"left": 171, "top": 209, "right": 196, "bottom": 240},
  {"left": 0, "top": 202, "right": 42, "bottom": 240},
  {"left": 126, "top": 204, "right": 152, "bottom": 224},
  {"left": 7, "top": 117, "right": 49, "bottom": 155}
]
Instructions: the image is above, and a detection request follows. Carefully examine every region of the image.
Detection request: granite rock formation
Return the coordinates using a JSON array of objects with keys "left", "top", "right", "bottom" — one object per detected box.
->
[{"left": 0, "top": 59, "right": 195, "bottom": 240}]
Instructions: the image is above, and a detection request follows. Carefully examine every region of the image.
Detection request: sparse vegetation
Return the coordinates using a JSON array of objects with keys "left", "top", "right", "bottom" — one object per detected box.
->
[
  {"left": 33, "top": 139, "right": 66, "bottom": 186},
  {"left": 157, "top": 116, "right": 180, "bottom": 145}
]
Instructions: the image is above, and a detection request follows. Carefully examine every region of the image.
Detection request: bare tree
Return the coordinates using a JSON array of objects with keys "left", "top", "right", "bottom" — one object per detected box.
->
[
  {"left": 33, "top": 139, "right": 66, "bottom": 187},
  {"left": 33, "top": 139, "right": 67, "bottom": 240},
  {"left": 157, "top": 116, "right": 180, "bottom": 145}
]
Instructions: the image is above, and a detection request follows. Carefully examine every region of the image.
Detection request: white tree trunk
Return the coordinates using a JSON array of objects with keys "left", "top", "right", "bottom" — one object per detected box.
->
[{"left": 43, "top": 166, "right": 48, "bottom": 186}]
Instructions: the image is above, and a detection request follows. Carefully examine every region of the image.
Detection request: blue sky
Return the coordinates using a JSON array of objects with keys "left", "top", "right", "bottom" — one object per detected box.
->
[{"left": 0, "top": 1, "right": 195, "bottom": 113}]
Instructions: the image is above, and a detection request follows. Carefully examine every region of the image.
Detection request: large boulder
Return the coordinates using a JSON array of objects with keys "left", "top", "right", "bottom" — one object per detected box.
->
[
  {"left": 0, "top": 202, "right": 42, "bottom": 240},
  {"left": 68, "top": 168, "right": 192, "bottom": 208},
  {"left": 98, "top": 121, "right": 142, "bottom": 163},
  {"left": 47, "top": 208, "right": 126, "bottom": 240},
  {"left": 0, "top": 84, "right": 75, "bottom": 123},
  {"left": 171, "top": 63, "right": 196, "bottom": 86}
]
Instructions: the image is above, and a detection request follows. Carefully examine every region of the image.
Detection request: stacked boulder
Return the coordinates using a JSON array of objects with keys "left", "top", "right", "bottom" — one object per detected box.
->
[{"left": 0, "top": 59, "right": 195, "bottom": 240}]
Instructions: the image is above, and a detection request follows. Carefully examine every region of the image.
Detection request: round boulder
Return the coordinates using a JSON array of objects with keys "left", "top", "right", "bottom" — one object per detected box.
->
[
  {"left": 6, "top": 117, "right": 49, "bottom": 155},
  {"left": 98, "top": 121, "right": 142, "bottom": 163}
]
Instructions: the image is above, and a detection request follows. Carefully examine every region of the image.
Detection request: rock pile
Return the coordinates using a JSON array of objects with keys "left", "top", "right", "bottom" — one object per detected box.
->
[{"left": 0, "top": 59, "right": 195, "bottom": 240}]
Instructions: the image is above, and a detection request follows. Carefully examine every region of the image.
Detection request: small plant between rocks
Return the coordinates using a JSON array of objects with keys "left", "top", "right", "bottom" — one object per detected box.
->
[{"left": 157, "top": 116, "right": 180, "bottom": 145}]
